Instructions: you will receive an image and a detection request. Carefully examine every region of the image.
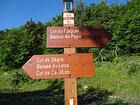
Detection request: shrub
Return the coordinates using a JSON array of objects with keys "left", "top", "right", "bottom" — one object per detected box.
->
[{"left": 127, "top": 62, "right": 140, "bottom": 75}]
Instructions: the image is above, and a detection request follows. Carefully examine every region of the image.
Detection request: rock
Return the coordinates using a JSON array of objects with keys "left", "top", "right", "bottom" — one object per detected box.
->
[
  {"left": 4, "top": 72, "right": 9, "bottom": 76},
  {"left": 83, "top": 85, "right": 88, "bottom": 89}
]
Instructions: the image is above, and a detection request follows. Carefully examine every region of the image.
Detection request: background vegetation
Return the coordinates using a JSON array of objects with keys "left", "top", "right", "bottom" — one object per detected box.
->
[{"left": 0, "top": 0, "right": 140, "bottom": 105}]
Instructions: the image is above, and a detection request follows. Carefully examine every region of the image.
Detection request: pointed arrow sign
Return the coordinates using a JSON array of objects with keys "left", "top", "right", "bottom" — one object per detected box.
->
[
  {"left": 22, "top": 53, "right": 94, "bottom": 79},
  {"left": 47, "top": 26, "right": 112, "bottom": 48}
]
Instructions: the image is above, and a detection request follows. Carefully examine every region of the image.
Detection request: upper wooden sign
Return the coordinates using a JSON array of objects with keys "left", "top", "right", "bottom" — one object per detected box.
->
[
  {"left": 22, "top": 53, "right": 94, "bottom": 79},
  {"left": 47, "top": 26, "right": 112, "bottom": 48}
]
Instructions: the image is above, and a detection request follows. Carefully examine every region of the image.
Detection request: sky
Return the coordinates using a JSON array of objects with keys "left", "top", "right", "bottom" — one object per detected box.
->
[{"left": 0, "top": 0, "right": 130, "bottom": 30}]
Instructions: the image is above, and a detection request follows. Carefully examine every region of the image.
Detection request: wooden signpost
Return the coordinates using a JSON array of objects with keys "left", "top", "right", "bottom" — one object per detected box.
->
[
  {"left": 22, "top": 53, "right": 94, "bottom": 79},
  {"left": 47, "top": 26, "right": 112, "bottom": 48},
  {"left": 22, "top": 0, "right": 112, "bottom": 105},
  {"left": 63, "top": 0, "right": 74, "bottom": 27},
  {"left": 63, "top": 0, "right": 77, "bottom": 105}
]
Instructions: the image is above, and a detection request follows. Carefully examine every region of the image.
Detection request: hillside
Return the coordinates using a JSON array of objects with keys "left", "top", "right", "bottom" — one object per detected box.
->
[
  {"left": 0, "top": 56, "right": 140, "bottom": 105},
  {"left": 0, "top": 0, "right": 140, "bottom": 105}
]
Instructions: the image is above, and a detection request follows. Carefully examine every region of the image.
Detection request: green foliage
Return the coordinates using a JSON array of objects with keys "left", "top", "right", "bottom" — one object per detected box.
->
[
  {"left": 0, "top": 56, "right": 140, "bottom": 105},
  {"left": 127, "top": 62, "right": 140, "bottom": 75},
  {"left": 10, "top": 72, "right": 30, "bottom": 87},
  {"left": 113, "top": 0, "right": 140, "bottom": 55},
  {"left": 0, "top": 28, "right": 29, "bottom": 68},
  {"left": 0, "top": 66, "right": 10, "bottom": 71},
  {"left": 74, "top": 0, "right": 86, "bottom": 26},
  {"left": 75, "top": 0, "right": 140, "bottom": 58},
  {"left": 0, "top": 1, "right": 140, "bottom": 104},
  {"left": 0, "top": 0, "right": 140, "bottom": 69},
  {"left": 23, "top": 19, "right": 45, "bottom": 55},
  {"left": 0, "top": 19, "right": 45, "bottom": 68},
  {"left": 44, "top": 15, "right": 63, "bottom": 27},
  {"left": 0, "top": 30, "right": 5, "bottom": 40}
]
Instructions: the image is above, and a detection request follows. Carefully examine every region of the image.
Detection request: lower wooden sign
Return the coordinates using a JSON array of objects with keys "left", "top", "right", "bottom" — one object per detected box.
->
[{"left": 22, "top": 53, "right": 94, "bottom": 79}]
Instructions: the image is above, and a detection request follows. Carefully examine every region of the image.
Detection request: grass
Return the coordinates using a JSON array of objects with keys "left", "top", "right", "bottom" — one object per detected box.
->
[{"left": 0, "top": 56, "right": 140, "bottom": 105}]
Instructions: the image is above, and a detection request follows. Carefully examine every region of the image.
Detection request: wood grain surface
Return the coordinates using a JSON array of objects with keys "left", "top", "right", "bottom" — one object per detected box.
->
[
  {"left": 22, "top": 53, "right": 94, "bottom": 79},
  {"left": 47, "top": 26, "right": 112, "bottom": 48}
]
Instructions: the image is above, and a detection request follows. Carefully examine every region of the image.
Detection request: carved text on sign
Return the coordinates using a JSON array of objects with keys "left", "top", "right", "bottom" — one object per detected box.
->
[
  {"left": 63, "top": 13, "right": 74, "bottom": 17},
  {"left": 22, "top": 53, "right": 95, "bottom": 79},
  {"left": 49, "top": 28, "right": 81, "bottom": 40},
  {"left": 47, "top": 26, "right": 112, "bottom": 48}
]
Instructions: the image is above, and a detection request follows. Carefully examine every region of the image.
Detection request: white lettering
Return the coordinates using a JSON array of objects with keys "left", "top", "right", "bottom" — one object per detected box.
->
[
  {"left": 37, "top": 58, "right": 44, "bottom": 62},
  {"left": 65, "top": 35, "right": 71, "bottom": 39},
  {"left": 63, "top": 13, "right": 74, "bottom": 18},
  {"left": 52, "top": 64, "right": 58, "bottom": 68},
  {"left": 66, "top": 29, "right": 79, "bottom": 34},
  {"left": 36, "top": 70, "right": 44, "bottom": 76},
  {"left": 50, "top": 35, "right": 64, "bottom": 39},
  {"left": 36, "top": 70, "right": 70, "bottom": 76},
  {"left": 51, "top": 57, "right": 64, "bottom": 63},
  {"left": 50, "top": 29, "right": 64, "bottom": 34},
  {"left": 37, "top": 58, "right": 50, "bottom": 63},
  {"left": 63, "top": 20, "right": 74, "bottom": 25},
  {"left": 44, "top": 71, "right": 51, "bottom": 76},
  {"left": 71, "top": 35, "right": 81, "bottom": 39},
  {"left": 61, "top": 64, "right": 69, "bottom": 68},
  {"left": 51, "top": 70, "right": 70, "bottom": 75},
  {"left": 36, "top": 64, "right": 51, "bottom": 69},
  {"left": 50, "top": 29, "right": 57, "bottom": 33}
]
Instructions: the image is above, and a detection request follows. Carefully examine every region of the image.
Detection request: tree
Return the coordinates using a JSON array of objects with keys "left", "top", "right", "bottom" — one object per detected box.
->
[
  {"left": 74, "top": 0, "right": 86, "bottom": 26},
  {"left": 0, "top": 30, "right": 5, "bottom": 40},
  {"left": 113, "top": 0, "right": 140, "bottom": 55},
  {"left": 0, "top": 28, "right": 29, "bottom": 68},
  {"left": 23, "top": 19, "right": 45, "bottom": 55},
  {"left": 0, "top": 19, "right": 45, "bottom": 68}
]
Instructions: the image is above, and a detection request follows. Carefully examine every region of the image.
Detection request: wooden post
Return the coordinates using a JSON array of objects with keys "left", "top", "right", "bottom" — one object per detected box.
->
[{"left": 63, "top": 0, "right": 78, "bottom": 105}]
